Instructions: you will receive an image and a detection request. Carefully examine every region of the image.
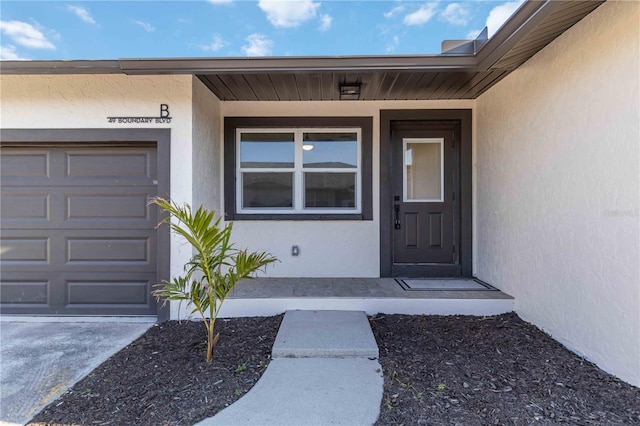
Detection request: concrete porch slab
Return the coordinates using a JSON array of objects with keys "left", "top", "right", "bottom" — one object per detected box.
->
[
  {"left": 219, "top": 279, "right": 514, "bottom": 317},
  {"left": 272, "top": 310, "right": 379, "bottom": 358}
]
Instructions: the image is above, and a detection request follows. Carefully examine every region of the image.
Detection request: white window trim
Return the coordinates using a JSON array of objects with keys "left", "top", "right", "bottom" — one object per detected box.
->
[
  {"left": 236, "top": 127, "right": 362, "bottom": 214},
  {"left": 402, "top": 137, "right": 444, "bottom": 203}
]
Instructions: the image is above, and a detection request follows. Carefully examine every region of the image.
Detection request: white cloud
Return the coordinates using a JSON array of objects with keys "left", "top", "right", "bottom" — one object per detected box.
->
[
  {"left": 0, "top": 45, "right": 27, "bottom": 60},
  {"left": 318, "top": 14, "right": 332, "bottom": 31},
  {"left": 242, "top": 33, "right": 273, "bottom": 56},
  {"left": 385, "top": 35, "right": 399, "bottom": 53},
  {"left": 258, "top": 0, "right": 320, "bottom": 28},
  {"left": 202, "top": 34, "right": 227, "bottom": 52},
  {"left": 207, "top": 0, "right": 233, "bottom": 4},
  {"left": 466, "top": 29, "right": 482, "bottom": 40},
  {"left": 67, "top": 5, "right": 97, "bottom": 25},
  {"left": 440, "top": 3, "right": 470, "bottom": 26},
  {"left": 403, "top": 3, "right": 438, "bottom": 26},
  {"left": 464, "top": 0, "right": 524, "bottom": 41},
  {"left": 132, "top": 20, "right": 155, "bottom": 32},
  {"left": 486, "top": 0, "right": 525, "bottom": 37},
  {"left": 384, "top": 5, "right": 405, "bottom": 19},
  {"left": 0, "top": 20, "right": 55, "bottom": 49},
  {"left": 48, "top": 29, "right": 62, "bottom": 41}
]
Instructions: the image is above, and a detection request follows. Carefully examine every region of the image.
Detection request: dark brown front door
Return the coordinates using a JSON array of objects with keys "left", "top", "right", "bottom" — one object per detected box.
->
[{"left": 391, "top": 122, "right": 460, "bottom": 277}]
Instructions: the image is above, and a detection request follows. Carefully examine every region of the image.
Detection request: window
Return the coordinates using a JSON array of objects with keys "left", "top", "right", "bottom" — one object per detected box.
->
[
  {"left": 403, "top": 138, "right": 444, "bottom": 202},
  {"left": 224, "top": 117, "right": 372, "bottom": 220},
  {"left": 237, "top": 129, "right": 361, "bottom": 214}
]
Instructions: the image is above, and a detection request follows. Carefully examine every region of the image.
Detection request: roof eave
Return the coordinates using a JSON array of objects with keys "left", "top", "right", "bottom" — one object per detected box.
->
[
  {"left": 119, "top": 54, "right": 478, "bottom": 74},
  {"left": 0, "top": 55, "right": 479, "bottom": 76},
  {"left": 0, "top": 60, "right": 123, "bottom": 75},
  {"left": 476, "top": 0, "right": 560, "bottom": 70}
]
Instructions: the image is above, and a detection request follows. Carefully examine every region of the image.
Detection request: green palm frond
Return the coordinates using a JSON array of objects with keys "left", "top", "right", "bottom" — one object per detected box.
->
[{"left": 149, "top": 197, "right": 277, "bottom": 362}]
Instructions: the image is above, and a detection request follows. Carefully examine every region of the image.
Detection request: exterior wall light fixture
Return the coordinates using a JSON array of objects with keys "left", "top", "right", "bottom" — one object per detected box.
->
[{"left": 339, "top": 83, "right": 361, "bottom": 100}]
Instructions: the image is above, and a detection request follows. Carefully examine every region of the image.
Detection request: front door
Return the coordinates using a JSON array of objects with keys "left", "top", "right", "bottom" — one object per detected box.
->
[{"left": 391, "top": 121, "right": 461, "bottom": 277}]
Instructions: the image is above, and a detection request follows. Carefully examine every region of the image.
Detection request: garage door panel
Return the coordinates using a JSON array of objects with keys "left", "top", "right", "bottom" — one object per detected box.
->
[
  {"left": 1, "top": 230, "right": 155, "bottom": 272},
  {"left": 1, "top": 146, "right": 156, "bottom": 187},
  {"left": 62, "top": 271, "right": 157, "bottom": 315},
  {"left": 67, "top": 238, "right": 150, "bottom": 264},
  {"left": 0, "top": 143, "right": 160, "bottom": 316},
  {"left": 0, "top": 149, "right": 50, "bottom": 178},
  {"left": 0, "top": 271, "right": 60, "bottom": 309},
  {"left": 1, "top": 178, "right": 157, "bottom": 187},
  {"left": 1, "top": 271, "right": 157, "bottom": 315},
  {"left": 2, "top": 232, "right": 63, "bottom": 267},
  {"left": 64, "top": 230, "right": 155, "bottom": 269},
  {"left": 66, "top": 149, "right": 154, "bottom": 178},
  {"left": 0, "top": 237, "right": 49, "bottom": 263},
  {"left": 0, "top": 193, "right": 49, "bottom": 221},
  {"left": 67, "top": 193, "right": 152, "bottom": 222},
  {"left": 1, "top": 186, "right": 157, "bottom": 229},
  {"left": 68, "top": 280, "right": 150, "bottom": 305},
  {"left": 0, "top": 279, "right": 49, "bottom": 305}
]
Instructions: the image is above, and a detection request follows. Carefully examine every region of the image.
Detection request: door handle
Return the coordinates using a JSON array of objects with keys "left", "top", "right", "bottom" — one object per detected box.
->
[{"left": 394, "top": 204, "right": 401, "bottom": 229}]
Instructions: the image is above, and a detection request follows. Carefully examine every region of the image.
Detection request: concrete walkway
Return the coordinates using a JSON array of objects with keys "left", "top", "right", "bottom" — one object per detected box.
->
[
  {"left": 0, "top": 321, "right": 152, "bottom": 426},
  {"left": 197, "top": 310, "right": 383, "bottom": 426}
]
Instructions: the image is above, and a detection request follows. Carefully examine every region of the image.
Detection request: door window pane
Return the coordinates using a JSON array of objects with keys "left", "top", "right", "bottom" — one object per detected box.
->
[
  {"left": 242, "top": 172, "right": 293, "bottom": 208},
  {"left": 304, "top": 172, "right": 356, "bottom": 208},
  {"left": 303, "top": 133, "right": 357, "bottom": 168},
  {"left": 404, "top": 139, "right": 443, "bottom": 202},
  {"left": 240, "top": 133, "right": 294, "bottom": 168}
]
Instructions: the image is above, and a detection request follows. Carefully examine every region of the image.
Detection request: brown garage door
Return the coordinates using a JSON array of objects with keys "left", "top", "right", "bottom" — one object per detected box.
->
[{"left": 0, "top": 144, "right": 159, "bottom": 316}]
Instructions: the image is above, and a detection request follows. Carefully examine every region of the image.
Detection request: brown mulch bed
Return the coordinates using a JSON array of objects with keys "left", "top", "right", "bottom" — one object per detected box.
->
[
  {"left": 370, "top": 313, "right": 640, "bottom": 425},
  {"left": 29, "top": 315, "right": 283, "bottom": 426},
  {"left": 29, "top": 312, "right": 639, "bottom": 426}
]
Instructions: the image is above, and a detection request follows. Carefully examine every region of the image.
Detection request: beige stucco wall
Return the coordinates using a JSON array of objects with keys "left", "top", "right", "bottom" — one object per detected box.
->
[
  {"left": 192, "top": 77, "right": 222, "bottom": 212},
  {"left": 0, "top": 73, "right": 195, "bottom": 295},
  {"left": 475, "top": 1, "right": 640, "bottom": 386},
  {"left": 0, "top": 73, "right": 476, "bottom": 300},
  {"left": 221, "top": 100, "right": 474, "bottom": 277}
]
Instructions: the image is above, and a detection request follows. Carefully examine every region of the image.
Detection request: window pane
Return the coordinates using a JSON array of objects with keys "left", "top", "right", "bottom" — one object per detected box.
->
[
  {"left": 304, "top": 173, "right": 356, "bottom": 208},
  {"left": 243, "top": 172, "right": 293, "bottom": 208},
  {"left": 303, "top": 133, "right": 357, "bottom": 168},
  {"left": 240, "top": 133, "right": 294, "bottom": 168},
  {"left": 405, "top": 140, "right": 442, "bottom": 201}
]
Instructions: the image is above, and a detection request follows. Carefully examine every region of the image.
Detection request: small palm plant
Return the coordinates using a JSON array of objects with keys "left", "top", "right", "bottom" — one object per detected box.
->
[{"left": 150, "top": 197, "right": 277, "bottom": 362}]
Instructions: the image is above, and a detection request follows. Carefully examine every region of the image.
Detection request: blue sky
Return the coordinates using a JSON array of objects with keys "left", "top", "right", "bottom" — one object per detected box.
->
[{"left": 0, "top": 0, "right": 525, "bottom": 61}]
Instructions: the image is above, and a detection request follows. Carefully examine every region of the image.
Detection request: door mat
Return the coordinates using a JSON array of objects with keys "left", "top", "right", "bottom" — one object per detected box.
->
[{"left": 396, "top": 278, "right": 497, "bottom": 291}]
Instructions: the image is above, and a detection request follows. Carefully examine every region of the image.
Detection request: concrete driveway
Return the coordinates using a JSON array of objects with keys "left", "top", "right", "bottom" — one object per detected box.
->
[{"left": 0, "top": 320, "right": 152, "bottom": 425}]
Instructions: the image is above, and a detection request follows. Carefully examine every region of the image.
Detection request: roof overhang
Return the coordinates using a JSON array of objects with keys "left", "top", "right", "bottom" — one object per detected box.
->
[{"left": 0, "top": 1, "right": 604, "bottom": 100}]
